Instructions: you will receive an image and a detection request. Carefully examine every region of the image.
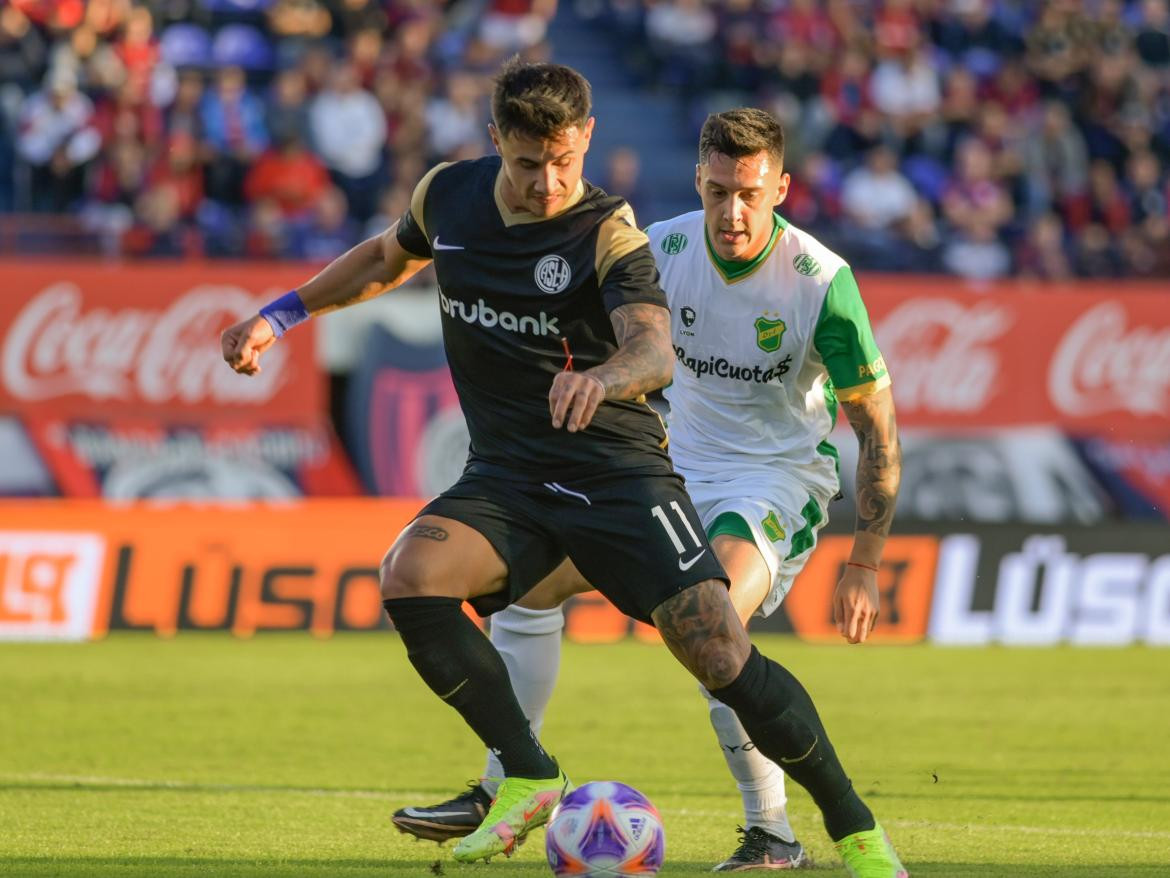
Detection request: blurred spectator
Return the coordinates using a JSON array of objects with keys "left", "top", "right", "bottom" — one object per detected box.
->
[
  {"left": 1135, "top": 0, "right": 1170, "bottom": 68},
  {"left": 0, "top": 5, "right": 47, "bottom": 91},
  {"left": 1016, "top": 213, "right": 1073, "bottom": 280},
  {"left": 114, "top": 5, "right": 158, "bottom": 88},
  {"left": 939, "top": 67, "right": 979, "bottom": 161},
  {"left": 870, "top": 43, "right": 941, "bottom": 150},
  {"left": 92, "top": 133, "right": 146, "bottom": 209},
  {"left": 766, "top": 0, "right": 837, "bottom": 58},
  {"left": 943, "top": 220, "right": 1011, "bottom": 280},
  {"left": 932, "top": 0, "right": 1024, "bottom": 70},
  {"left": 122, "top": 183, "right": 200, "bottom": 257},
  {"left": 602, "top": 146, "right": 650, "bottom": 220},
  {"left": 944, "top": 137, "right": 1013, "bottom": 237},
  {"left": 287, "top": 186, "right": 359, "bottom": 261},
  {"left": 267, "top": 0, "right": 331, "bottom": 42},
  {"left": 364, "top": 182, "right": 411, "bottom": 239},
  {"left": 1125, "top": 150, "right": 1167, "bottom": 223},
  {"left": 1027, "top": 2, "right": 1094, "bottom": 99},
  {"left": 840, "top": 144, "right": 917, "bottom": 232},
  {"left": 349, "top": 26, "right": 384, "bottom": 87},
  {"left": 17, "top": 66, "right": 101, "bottom": 211},
  {"left": 472, "top": 0, "right": 556, "bottom": 60},
  {"left": 166, "top": 70, "right": 204, "bottom": 141},
  {"left": 244, "top": 132, "right": 329, "bottom": 218},
  {"left": 244, "top": 197, "right": 289, "bottom": 258},
  {"left": 425, "top": 71, "right": 485, "bottom": 161},
  {"left": 149, "top": 132, "right": 204, "bottom": 219},
  {"left": 309, "top": 63, "right": 386, "bottom": 220},
  {"left": 265, "top": 66, "right": 309, "bottom": 145},
  {"left": 200, "top": 65, "right": 268, "bottom": 204},
  {"left": 334, "top": 0, "right": 387, "bottom": 39},
  {"left": 819, "top": 48, "right": 881, "bottom": 160},
  {"left": 1074, "top": 222, "right": 1123, "bottom": 276},
  {"left": 1083, "top": 159, "right": 1132, "bottom": 233},
  {"left": 93, "top": 77, "right": 164, "bottom": 152},
  {"left": 645, "top": 0, "right": 717, "bottom": 91},
  {"left": 383, "top": 15, "right": 435, "bottom": 88},
  {"left": 1024, "top": 102, "right": 1089, "bottom": 216}
]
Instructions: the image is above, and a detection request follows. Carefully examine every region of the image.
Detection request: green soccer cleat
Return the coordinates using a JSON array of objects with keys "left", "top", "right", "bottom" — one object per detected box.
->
[
  {"left": 834, "top": 823, "right": 908, "bottom": 878},
  {"left": 451, "top": 768, "right": 571, "bottom": 862}
]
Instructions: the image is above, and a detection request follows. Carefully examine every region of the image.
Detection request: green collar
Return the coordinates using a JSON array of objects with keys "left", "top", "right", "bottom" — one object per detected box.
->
[{"left": 704, "top": 213, "right": 786, "bottom": 283}]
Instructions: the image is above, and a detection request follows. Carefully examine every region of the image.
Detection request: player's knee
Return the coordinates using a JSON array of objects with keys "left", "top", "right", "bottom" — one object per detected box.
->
[
  {"left": 379, "top": 545, "right": 430, "bottom": 600},
  {"left": 690, "top": 634, "right": 751, "bottom": 691},
  {"left": 653, "top": 582, "right": 751, "bottom": 690}
]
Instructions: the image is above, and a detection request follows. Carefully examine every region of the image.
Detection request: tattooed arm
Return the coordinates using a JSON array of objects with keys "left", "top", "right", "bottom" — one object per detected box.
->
[
  {"left": 833, "top": 385, "right": 902, "bottom": 643},
  {"left": 843, "top": 385, "right": 902, "bottom": 544},
  {"left": 549, "top": 302, "right": 674, "bottom": 432}
]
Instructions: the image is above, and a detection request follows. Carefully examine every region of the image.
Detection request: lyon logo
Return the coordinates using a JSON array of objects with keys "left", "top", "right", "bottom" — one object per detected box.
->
[{"left": 535, "top": 254, "right": 572, "bottom": 294}]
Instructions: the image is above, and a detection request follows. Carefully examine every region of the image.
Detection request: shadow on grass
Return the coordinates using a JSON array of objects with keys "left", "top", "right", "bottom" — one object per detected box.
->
[{"left": 2, "top": 859, "right": 1169, "bottom": 877}]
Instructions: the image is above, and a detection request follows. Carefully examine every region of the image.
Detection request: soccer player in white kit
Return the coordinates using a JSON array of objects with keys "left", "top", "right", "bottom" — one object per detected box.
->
[{"left": 394, "top": 108, "right": 906, "bottom": 876}]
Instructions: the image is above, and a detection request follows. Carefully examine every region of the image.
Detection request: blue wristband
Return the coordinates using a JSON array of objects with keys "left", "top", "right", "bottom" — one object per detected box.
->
[{"left": 259, "top": 290, "right": 310, "bottom": 337}]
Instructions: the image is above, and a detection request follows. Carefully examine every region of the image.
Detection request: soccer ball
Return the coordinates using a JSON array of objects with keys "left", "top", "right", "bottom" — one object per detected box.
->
[{"left": 545, "top": 781, "right": 665, "bottom": 877}]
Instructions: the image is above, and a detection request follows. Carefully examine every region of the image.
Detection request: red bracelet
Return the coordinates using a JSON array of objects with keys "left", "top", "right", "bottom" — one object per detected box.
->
[{"left": 847, "top": 561, "right": 879, "bottom": 572}]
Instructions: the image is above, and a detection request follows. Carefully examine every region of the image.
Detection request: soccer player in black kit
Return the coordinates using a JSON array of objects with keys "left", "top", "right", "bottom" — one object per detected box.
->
[{"left": 222, "top": 59, "right": 906, "bottom": 875}]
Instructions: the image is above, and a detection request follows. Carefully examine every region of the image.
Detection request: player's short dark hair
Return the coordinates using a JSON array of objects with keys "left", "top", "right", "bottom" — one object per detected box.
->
[
  {"left": 698, "top": 108, "right": 785, "bottom": 168},
  {"left": 491, "top": 57, "right": 592, "bottom": 140}
]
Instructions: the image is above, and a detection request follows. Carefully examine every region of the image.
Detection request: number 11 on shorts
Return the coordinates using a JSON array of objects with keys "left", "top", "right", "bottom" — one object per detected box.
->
[{"left": 650, "top": 501, "right": 702, "bottom": 553}]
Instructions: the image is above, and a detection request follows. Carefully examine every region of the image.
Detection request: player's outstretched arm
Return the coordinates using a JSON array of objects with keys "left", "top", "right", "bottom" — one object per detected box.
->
[
  {"left": 297, "top": 221, "right": 432, "bottom": 315},
  {"left": 548, "top": 302, "right": 673, "bottom": 432},
  {"left": 221, "top": 221, "right": 431, "bottom": 376},
  {"left": 835, "top": 385, "right": 903, "bottom": 643}
]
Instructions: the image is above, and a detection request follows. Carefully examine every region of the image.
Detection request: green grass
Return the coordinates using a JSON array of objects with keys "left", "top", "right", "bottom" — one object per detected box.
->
[{"left": 1, "top": 635, "right": 1167, "bottom": 877}]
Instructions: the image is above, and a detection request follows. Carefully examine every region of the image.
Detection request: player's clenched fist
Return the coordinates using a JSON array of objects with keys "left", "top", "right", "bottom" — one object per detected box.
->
[
  {"left": 221, "top": 315, "right": 277, "bottom": 376},
  {"left": 549, "top": 372, "right": 606, "bottom": 432}
]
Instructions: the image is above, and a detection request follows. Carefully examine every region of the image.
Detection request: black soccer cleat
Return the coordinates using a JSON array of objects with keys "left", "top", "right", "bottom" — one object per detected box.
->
[
  {"left": 392, "top": 782, "right": 493, "bottom": 843},
  {"left": 712, "top": 826, "right": 812, "bottom": 871}
]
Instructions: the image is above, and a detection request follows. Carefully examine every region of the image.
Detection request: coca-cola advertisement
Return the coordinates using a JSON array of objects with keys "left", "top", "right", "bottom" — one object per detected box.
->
[
  {"left": 0, "top": 263, "right": 321, "bottom": 424},
  {"left": 860, "top": 278, "right": 1170, "bottom": 438}
]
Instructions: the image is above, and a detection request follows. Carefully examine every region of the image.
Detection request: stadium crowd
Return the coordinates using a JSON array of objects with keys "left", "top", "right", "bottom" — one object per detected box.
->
[{"left": 1, "top": 0, "right": 1168, "bottom": 278}]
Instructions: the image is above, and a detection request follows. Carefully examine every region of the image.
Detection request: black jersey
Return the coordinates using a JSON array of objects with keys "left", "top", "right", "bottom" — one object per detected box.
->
[{"left": 396, "top": 156, "right": 671, "bottom": 479}]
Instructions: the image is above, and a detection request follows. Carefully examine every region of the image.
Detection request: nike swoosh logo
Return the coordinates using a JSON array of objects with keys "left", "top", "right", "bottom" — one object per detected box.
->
[
  {"left": 432, "top": 236, "right": 464, "bottom": 251},
  {"left": 401, "top": 808, "right": 468, "bottom": 818},
  {"left": 678, "top": 550, "right": 707, "bottom": 571}
]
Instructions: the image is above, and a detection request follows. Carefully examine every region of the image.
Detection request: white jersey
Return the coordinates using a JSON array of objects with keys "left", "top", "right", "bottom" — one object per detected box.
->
[
  {"left": 647, "top": 211, "right": 888, "bottom": 495},
  {"left": 645, "top": 212, "right": 889, "bottom": 613}
]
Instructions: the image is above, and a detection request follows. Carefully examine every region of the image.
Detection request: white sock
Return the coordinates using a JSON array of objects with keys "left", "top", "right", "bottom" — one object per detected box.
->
[
  {"left": 701, "top": 684, "right": 795, "bottom": 842},
  {"left": 481, "top": 604, "right": 565, "bottom": 795}
]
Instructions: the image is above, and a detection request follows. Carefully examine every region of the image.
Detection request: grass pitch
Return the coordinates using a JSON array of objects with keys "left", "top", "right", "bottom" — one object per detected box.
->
[{"left": 1, "top": 634, "right": 1167, "bottom": 877}]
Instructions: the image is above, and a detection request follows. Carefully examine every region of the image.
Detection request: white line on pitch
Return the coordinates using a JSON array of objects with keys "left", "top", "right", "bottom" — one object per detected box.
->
[{"left": 6, "top": 774, "right": 1170, "bottom": 842}]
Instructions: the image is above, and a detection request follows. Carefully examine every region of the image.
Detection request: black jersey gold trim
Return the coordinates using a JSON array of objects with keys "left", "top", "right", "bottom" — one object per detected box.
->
[
  {"left": 407, "top": 162, "right": 452, "bottom": 246},
  {"left": 394, "top": 156, "right": 671, "bottom": 479},
  {"left": 595, "top": 203, "right": 648, "bottom": 286}
]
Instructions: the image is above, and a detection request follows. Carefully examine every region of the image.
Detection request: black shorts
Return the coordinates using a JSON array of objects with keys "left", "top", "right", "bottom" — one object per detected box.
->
[{"left": 417, "top": 463, "right": 728, "bottom": 624}]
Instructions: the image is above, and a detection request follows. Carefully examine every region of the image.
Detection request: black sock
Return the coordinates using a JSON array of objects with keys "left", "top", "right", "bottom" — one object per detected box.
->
[
  {"left": 710, "top": 646, "right": 874, "bottom": 841},
  {"left": 383, "top": 597, "right": 558, "bottom": 780}
]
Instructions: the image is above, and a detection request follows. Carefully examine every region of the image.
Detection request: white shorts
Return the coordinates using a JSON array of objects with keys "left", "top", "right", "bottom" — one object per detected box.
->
[{"left": 685, "top": 471, "right": 834, "bottom": 619}]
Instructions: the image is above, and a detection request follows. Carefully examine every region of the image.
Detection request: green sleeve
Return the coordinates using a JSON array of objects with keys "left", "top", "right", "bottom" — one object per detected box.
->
[{"left": 812, "top": 266, "right": 889, "bottom": 399}]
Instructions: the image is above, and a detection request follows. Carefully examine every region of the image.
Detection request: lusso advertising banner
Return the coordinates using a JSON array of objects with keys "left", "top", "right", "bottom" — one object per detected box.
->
[{"left": 0, "top": 501, "right": 1166, "bottom": 645}]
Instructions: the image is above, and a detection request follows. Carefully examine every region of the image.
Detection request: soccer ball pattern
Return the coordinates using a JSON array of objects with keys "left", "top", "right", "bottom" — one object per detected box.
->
[{"left": 545, "top": 781, "right": 665, "bottom": 877}]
